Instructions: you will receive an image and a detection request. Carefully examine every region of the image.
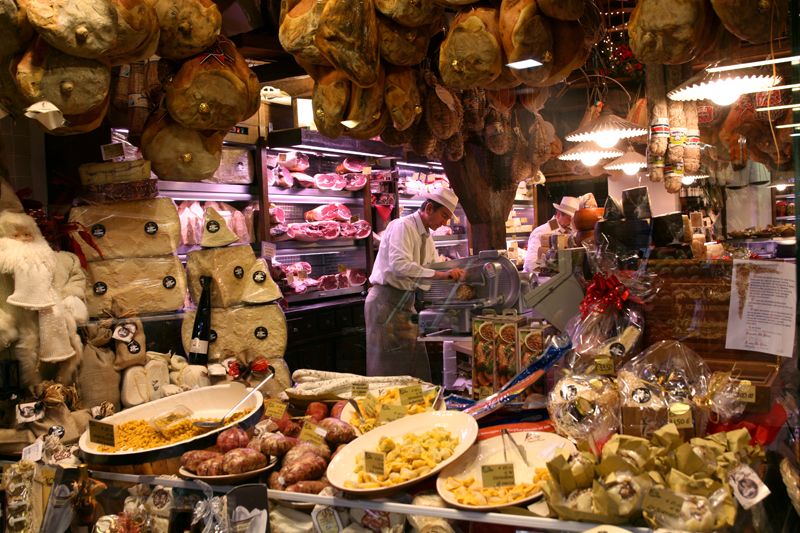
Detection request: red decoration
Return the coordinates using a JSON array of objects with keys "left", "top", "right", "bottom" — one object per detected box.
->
[{"left": 579, "top": 273, "right": 632, "bottom": 319}]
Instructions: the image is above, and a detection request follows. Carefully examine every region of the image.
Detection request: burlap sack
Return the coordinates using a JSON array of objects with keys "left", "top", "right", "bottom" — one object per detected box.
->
[
  {"left": 113, "top": 317, "right": 147, "bottom": 370},
  {"left": 27, "top": 382, "right": 90, "bottom": 445},
  {"left": 85, "top": 255, "right": 187, "bottom": 317},
  {"left": 181, "top": 303, "right": 287, "bottom": 362},
  {"left": 77, "top": 323, "right": 121, "bottom": 410},
  {"left": 68, "top": 198, "right": 181, "bottom": 261}
]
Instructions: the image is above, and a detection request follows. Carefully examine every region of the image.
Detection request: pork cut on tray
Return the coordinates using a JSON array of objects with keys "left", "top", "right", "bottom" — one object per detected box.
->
[{"left": 304, "top": 203, "right": 352, "bottom": 222}]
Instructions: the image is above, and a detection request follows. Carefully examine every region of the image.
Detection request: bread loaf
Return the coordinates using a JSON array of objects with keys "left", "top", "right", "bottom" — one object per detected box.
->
[
  {"left": 0, "top": 0, "right": 33, "bottom": 57},
  {"left": 439, "top": 7, "right": 502, "bottom": 90},
  {"left": 375, "top": 0, "right": 442, "bottom": 29},
  {"left": 105, "top": 0, "right": 160, "bottom": 65},
  {"left": 315, "top": 0, "right": 379, "bottom": 88},
  {"left": 151, "top": 0, "right": 221, "bottom": 60},
  {"left": 377, "top": 15, "right": 433, "bottom": 67},
  {"left": 384, "top": 66, "right": 422, "bottom": 132},
  {"left": 68, "top": 197, "right": 181, "bottom": 261},
  {"left": 20, "top": 0, "right": 117, "bottom": 58},
  {"left": 166, "top": 37, "right": 260, "bottom": 130},
  {"left": 14, "top": 37, "right": 110, "bottom": 116},
  {"left": 186, "top": 245, "right": 257, "bottom": 308},
  {"left": 85, "top": 255, "right": 187, "bottom": 317},
  {"left": 141, "top": 111, "right": 225, "bottom": 181},
  {"left": 312, "top": 69, "right": 350, "bottom": 139},
  {"left": 181, "top": 303, "right": 288, "bottom": 362},
  {"left": 279, "top": 0, "right": 331, "bottom": 66}
]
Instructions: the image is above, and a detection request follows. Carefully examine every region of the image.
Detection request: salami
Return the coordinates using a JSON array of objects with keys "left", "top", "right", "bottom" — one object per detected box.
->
[
  {"left": 222, "top": 448, "right": 268, "bottom": 474},
  {"left": 217, "top": 427, "right": 249, "bottom": 452}
]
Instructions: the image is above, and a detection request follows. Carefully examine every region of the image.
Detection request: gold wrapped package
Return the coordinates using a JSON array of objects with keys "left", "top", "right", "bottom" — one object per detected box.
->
[
  {"left": 68, "top": 198, "right": 180, "bottom": 261},
  {"left": 181, "top": 303, "right": 287, "bottom": 362},
  {"left": 85, "top": 255, "right": 187, "bottom": 317}
]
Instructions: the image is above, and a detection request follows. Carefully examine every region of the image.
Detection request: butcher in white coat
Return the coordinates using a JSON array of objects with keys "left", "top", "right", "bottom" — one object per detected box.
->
[{"left": 522, "top": 196, "right": 579, "bottom": 272}]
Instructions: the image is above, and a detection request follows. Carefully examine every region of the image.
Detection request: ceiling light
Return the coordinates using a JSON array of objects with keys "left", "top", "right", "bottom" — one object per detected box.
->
[
  {"left": 565, "top": 110, "right": 647, "bottom": 147},
  {"left": 558, "top": 141, "right": 623, "bottom": 166},
  {"left": 668, "top": 69, "right": 781, "bottom": 106},
  {"left": 603, "top": 148, "right": 647, "bottom": 176},
  {"left": 507, "top": 59, "right": 543, "bottom": 70},
  {"left": 775, "top": 184, "right": 788, "bottom": 192},
  {"left": 706, "top": 55, "right": 800, "bottom": 73},
  {"left": 681, "top": 173, "right": 709, "bottom": 186}
]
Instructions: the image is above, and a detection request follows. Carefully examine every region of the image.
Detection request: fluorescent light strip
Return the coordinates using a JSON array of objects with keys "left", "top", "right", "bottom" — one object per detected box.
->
[
  {"left": 707, "top": 55, "right": 800, "bottom": 72},
  {"left": 396, "top": 161, "right": 444, "bottom": 170},
  {"left": 742, "top": 82, "right": 800, "bottom": 94},
  {"left": 270, "top": 146, "right": 386, "bottom": 158},
  {"left": 507, "top": 59, "right": 543, "bottom": 70},
  {"left": 755, "top": 103, "right": 800, "bottom": 112},
  {"left": 790, "top": 133, "right": 800, "bottom": 137},
  {"left": 270, "top": 194, "right": 364, "bottom": 204},
  {"left": 775, "top": 123, "right": 800, "bottom": 129}
]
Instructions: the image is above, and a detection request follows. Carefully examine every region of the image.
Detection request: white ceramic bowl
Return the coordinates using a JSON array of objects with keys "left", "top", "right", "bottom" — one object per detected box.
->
[
  {"left": 436, "top": 431, "right": 576, "bottom": 510},
  {"left": 326, "top": 410, "right": 478, "bottom": 494},
  {"left": 79, "top": 383, "right": 263, "bottom": 465}
]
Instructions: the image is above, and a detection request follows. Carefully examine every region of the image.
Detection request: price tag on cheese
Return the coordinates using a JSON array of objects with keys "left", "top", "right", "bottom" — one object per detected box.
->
[
  {"left": 89, "top": 419, "right": 117, "bottom": 447},
  {"left": 668, "top": 402, "right": 694, "bottom": 429},
  {"left": 363, "top": 393, "right": 378, "bottom": 417},
  {"left": 737, "top": 380, "right": 757, "bottom": 403},
  {"left": 377, "top": 404, "right": 405, "bottom": 423},
  {"left": 351, "top": 383, "right": 369, "bottom": 398},
  {"left": 481, "top": 463, "right": 515, "bottom": 487},
  {"left": 594, "top": 357, "right": 615, "bottom": 375},
  {"left": 100, "top": 142, "right": 125, "bottom": 160},
  {"left": 643, "top": 487, "right": 684, "bottom": 516},
  {"left": 264, "top": 400, "right": 287, "bottom": 419},
  {"left": 261, "top": 241, "right": 276, "bottom": 260},
  {"left": 299, "top": 421, "right": 327, "bottom": 446},
  {"left": 364, "top": 451, "right": 385, "bottom": 476},
  {"left": 399, "top": 384, "right": 424, "bottom": 406}
]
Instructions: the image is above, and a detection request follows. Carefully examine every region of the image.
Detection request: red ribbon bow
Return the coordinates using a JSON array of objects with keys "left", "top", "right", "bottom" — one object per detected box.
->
[{"left": 579, "top": 273, "right": 631, "bottom": 319}]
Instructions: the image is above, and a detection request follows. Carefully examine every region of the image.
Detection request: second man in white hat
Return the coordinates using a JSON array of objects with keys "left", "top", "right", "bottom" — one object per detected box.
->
[
  {"left": 366, "top": 186, "right": 465, "bottom": 380},
  {"left": 522, "top": 196, "right": 579, "bottom": 272}
]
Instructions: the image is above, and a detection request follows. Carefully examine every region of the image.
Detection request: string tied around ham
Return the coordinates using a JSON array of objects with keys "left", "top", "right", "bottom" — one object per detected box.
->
[{"left": 579, "top": 273, "right": 632, "bottom": 319}]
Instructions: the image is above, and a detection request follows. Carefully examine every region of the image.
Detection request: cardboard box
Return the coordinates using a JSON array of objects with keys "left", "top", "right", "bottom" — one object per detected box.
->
[
  {"left": 471, "top": 315, "right": 497, "bottom": 399},
  {"left": 493, "top": 313, "right": 527, "bottom": 390}
]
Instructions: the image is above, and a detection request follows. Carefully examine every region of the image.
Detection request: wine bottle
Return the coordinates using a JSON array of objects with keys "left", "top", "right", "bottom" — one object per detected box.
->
[{"left": 188, "top": 276, "right": 212, "bottom": 365}]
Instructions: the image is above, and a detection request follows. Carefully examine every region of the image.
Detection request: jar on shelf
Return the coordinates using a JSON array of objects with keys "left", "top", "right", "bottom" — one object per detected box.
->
[
  {"left": 788, "top": 202, "right": 795, "bottom": 216},
  {"left": 776, "top": 201, "right": 787, "bottom": 217}
]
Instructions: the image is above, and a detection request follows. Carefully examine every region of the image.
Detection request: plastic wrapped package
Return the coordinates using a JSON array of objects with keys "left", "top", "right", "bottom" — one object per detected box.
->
[
  {"left": 619, "top": 340, "right": 711, "bottom": 439},
  {"left": 547, "top": 374, "right": 620, "bottom": 447},
  {"left": 186, "top": 245, "right": 257, "bottom": 307},
  {"left": 84, "top": 255, "right": 187, "bottom": 317},
  {"left": 68, "top": 198, "right": 180, "bottom": 261},
  {"left": 643, "top": 488, "right": 735, "bottom": 532},
  {"left": 181, "top": 303, "right": 287, "bottom": 362},
  {"left": 706, "top": 372, "right": 747, "bottom": 423}
]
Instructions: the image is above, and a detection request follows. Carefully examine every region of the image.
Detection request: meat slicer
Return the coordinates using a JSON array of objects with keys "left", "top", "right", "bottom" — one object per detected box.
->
[{"left": 416, "top": 250, "right": 523, "bottom": 336}]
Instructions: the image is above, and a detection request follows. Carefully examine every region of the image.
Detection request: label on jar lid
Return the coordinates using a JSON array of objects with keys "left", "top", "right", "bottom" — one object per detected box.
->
[
  {"left": 594, "top": 357, "right": 615, "bottom": 375},
  {"left": 264, "top": 400, "right": 287, "bottom": 419},
  {"left": 737, "top": 380, "right": 757, "bottom": 403},
  {"left": 399, "top": 384, "right": 424, "bottom": 406},
  {"left": 668, "top": 402, "right": 693, "bottom": 429},
  {"left": 643, "top": 487, "right": 683, "bottom": 516},
  {"left": 351, "top": 383, "right": 369, "bottom": 398},
  {"left": 481, "top": 463, "right": 515, "bottom": 487},
  {"left": 89, "top": 419, "right": 116, "bottom": 447},
  {"left": 299, "top": 421, "right": 327, "bottom": 446},
  {"left": 364, "top": 451, "right": 385, "bottom": 476},
  {"left": 377, "top": 404, "right": 405, "bottom": 423}
]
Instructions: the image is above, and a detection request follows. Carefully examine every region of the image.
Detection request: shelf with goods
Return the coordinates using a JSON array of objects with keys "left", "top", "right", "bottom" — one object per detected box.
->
[
  {"left": 772, "top": 183, "right": 795, "bottom": 223},
  {"left": 504, "top": 187, "right": 537, "bottom": 268}
]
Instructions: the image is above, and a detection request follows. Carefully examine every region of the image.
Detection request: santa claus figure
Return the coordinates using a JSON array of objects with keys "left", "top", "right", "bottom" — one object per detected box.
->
[{"left": 0, "top": 177, "right": 88, "bottom": 388}]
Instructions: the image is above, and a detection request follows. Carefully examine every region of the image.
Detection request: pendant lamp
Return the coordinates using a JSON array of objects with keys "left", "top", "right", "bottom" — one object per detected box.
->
[
  {"left": 667, "top": 68, "right": 781, "bottom": 106},
  {"left": 565, "top": 109, "right": 648, "bottom": 148},
  {"left": 603, "top": 148, "right": 647, "bottom": 176},
  {"left": 558, "top": 141, "right": 623, "bottom": 167}
]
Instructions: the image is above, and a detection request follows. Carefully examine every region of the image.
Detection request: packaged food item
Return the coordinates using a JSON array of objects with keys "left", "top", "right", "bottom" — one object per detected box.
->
[
  {"left": 618, "top": 340, "right": 710, "bottom": 439},
  {"left": 68, "top": 198, "right": 181, "bottom": 261},
  {"left": 492, "top": 311, "right": 527, "bottom": 390},
  {"left": 547, "top": 374, "right": 620, "bottom": 447},
  {"left": 471, "top": 313, "right": 497, "bottom": 399},
  {"left": 85, "top": 255, "right": 187, "bottom": 317}
]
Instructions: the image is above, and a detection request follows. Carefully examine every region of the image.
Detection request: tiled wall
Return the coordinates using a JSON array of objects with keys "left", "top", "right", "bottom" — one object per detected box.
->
[{"left": 0, "top": 116, "right": 47, "bottom": 205}]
